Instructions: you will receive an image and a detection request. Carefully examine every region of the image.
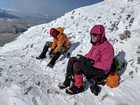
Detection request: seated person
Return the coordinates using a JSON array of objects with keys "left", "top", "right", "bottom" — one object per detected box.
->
[
  {"left": 36, "top": 27, "right": 69, "bottom": 68},
  {"left": 58, "top": 25, "right": 114, "bottom": 95}
]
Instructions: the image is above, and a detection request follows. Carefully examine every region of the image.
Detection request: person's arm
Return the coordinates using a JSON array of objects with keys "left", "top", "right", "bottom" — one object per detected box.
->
[
  {"left": 85, "top": 53, "right": 89, "bottom": 58},
  {"left": 51, "top": 39, "right": 57, "bottom": 50},
  {"left": 93, "top": 47, "right": 114, "bottom": 73},
  {"left": 53, "top": 35, "right": 65, "bottom": 53}
]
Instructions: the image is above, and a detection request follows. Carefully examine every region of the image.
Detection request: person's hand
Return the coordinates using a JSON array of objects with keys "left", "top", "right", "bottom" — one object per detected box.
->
[
  {"left": 76, "top": 54, "right": 94, "bottom": 67},
  {"left": 76, "top": 54, "right": 86, "bottom": 64},
  {"left": 49, "top": 52, "right": 55, "bottom": 59},
  {"left": 86, "top": 58, "right": 94, "bottom": 67}
]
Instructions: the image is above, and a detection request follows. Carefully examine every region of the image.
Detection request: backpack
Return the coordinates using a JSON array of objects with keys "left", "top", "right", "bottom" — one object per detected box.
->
[
  {"left": 110, "top": 57, "right": 123, "bottom": 74},
  {"left": 106, "top": 57, "right": 122, "bottom": 88},
  {"left": 106, "top": 72, "right": 119, "bottom": 88}
]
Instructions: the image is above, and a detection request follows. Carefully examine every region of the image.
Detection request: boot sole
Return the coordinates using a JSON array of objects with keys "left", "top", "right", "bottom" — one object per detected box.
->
[
  {"left": 65, "top": 88, "right": 84, "bottom": 95},
  {"left": 58, "top": 83, "right": 69, "bottom": 90}
]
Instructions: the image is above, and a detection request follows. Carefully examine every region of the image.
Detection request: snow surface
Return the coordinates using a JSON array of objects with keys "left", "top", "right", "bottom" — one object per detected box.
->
[{"left": 0, "top": 0, "right": 140, "bottom": 105}]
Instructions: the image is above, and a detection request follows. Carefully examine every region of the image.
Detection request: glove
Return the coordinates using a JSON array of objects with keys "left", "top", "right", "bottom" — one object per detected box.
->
[
  {"left": 76, "top": 54, "right": 94, "bottom": 67},
  {"left": 76, "top": 54, "right": 86, "bottom": 64},
  {"left": 50, "top": 52, "right": 55, "bottom": 58},
  {"left": 49, "top": 49, "right": 54, "bottom": 55},
  {"left": 86, "top": 58, "right": 94, "bottom": 67}
]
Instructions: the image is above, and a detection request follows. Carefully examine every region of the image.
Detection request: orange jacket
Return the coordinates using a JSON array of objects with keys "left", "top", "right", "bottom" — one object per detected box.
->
[{"left": 51, "top": 27, "right": 69, "bottom": 53}]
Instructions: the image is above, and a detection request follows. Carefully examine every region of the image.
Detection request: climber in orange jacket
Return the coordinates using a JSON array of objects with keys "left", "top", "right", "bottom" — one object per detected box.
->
[{"left": 36, "top": 27, "right": 69, "bottom": 68}]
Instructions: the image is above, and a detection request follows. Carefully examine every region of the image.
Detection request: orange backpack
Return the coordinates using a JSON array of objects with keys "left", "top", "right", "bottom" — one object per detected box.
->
[
  {"left": 106, "top": 72, "right": 119, "bottom": 88},
  {"left": 105, "top": 57, "right": 123, "bottom": 88}
]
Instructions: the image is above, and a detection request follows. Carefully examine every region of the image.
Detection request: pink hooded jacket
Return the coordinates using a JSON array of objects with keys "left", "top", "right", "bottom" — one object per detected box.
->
[{"left": 85, "top": 25, "right": 114, "bottom": 74}]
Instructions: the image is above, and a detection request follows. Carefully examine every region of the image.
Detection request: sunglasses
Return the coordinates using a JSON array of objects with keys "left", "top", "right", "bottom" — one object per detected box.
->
[{"left": 90, "top": 33, "right": 98, "bottom": 37}]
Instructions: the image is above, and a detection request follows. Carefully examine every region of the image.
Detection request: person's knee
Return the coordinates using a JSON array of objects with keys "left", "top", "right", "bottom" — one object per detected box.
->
[
  {"left": 58, "top": 47, "right": 67, "bottom": 54},
  {"left": 45, "top": 41, "right": 52, "bottom": 47},
  {"left": 69, "top": 57, "right": 77, "bottom": 62},
  {"left": 73, "top": 62, "right": 80, "bottom": 68},
  {"left": 45, "top": 42, "right": 49, "bottom": 46},
  {"left": 73, "top": 62, "right": 82, "bottom": 74}
]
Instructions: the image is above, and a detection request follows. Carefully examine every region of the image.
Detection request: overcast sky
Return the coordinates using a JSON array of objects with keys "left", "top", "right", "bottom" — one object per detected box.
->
[{"left": 0, "top": 0, "right": 103, "bottom": 17}]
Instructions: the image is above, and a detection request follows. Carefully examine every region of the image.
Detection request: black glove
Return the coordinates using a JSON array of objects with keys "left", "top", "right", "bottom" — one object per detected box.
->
[
  {"left": 86, "top": 58, "right": 94, "bottom": 67},
  {"left": 76, "top": 54, "right": 94, "bottom": 67},
  {"left": 49, "top": 49, "right": 54, "bottom": 55},
  {"left": 49, "top": 52, "right": 55, "bottom": 59},
  {"left": 76, "top": 54, "right": 86, "bottom": 64}
]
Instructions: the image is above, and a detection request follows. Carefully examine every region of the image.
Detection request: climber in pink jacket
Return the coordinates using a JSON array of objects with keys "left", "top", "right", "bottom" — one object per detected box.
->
[
  {"left": 85, "top": 25, "right": 114, "bottom": 74},
  {"left": 59, "top": 25, "right": 114, "bottom": 95}
]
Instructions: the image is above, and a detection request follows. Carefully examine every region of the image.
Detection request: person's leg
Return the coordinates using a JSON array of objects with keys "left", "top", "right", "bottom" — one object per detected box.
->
[
  {"left": 65, "top": 57, "right": 79, "bottom": 76},
  {"left": 47, "top": 51, "right": 61, "bottom": 68},
  {"left": 59, "top": 57, "right": 79, "bottom": 89},
  {"left": 45, "top": 41, "right": 52, "bottom": 47},
  {"left": 66, "top": 62, "right": 106, "bottom": 95},
  {"left": 76, "top": 63, "right": 106, "bottom": 81},
  {"left": 60, "top": 47, "right": 70, "bottom": 57},
  {"left": 66, "top": 61, "right": 84, "bottom": 94},
  {"left": 73, "top": 62, "right": 84, "bottom": 87},
  {"left": 36, "top": 41, "right": 52, "bottom": 59},
  {"left": 82, "top": 66, "right": 106, "bottom": 96},
  {"left": 65, "top": 60, "right": 106, "bottom": 86},
  {"left": 47, "top": 47, "right": 68, "bottom": 68},
  {"left": 58, "top": 47, "right": 69, "bottom": 54}
]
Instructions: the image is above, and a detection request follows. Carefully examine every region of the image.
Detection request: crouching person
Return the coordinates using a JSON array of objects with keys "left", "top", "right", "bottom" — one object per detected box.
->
[
  {"left": 36, "top": 27, "right": 69, "bottom": 68},
  {"left": 58, "top": 25, "right": 114, "bottom": 95}
]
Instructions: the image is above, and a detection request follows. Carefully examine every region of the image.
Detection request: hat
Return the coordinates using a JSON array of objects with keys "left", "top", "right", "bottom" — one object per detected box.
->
[{"left": 50, "top": 28, "right": 59, "bottom": 37}]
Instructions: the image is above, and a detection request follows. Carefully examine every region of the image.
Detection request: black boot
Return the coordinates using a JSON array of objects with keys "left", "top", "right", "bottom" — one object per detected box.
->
[
  {"left": 90, "top": 83, "right": 101, "bottom": 96},
  {"left": 47, "top": 52, "right": 61, "bottom": 68},
  {"left": 58, "top": 76, "right": 72, "bottom": 89},
  {"left": 66, "top": 85, "right": 84, "bottom": 95},
  {"left": 36, "top": 45, "right": 49, "bottom": 59}
]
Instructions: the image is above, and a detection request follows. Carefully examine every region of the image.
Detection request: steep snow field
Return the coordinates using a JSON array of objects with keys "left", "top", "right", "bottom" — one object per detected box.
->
[{"left": 0, "top": 0, "right": 140, "bottom": 105}]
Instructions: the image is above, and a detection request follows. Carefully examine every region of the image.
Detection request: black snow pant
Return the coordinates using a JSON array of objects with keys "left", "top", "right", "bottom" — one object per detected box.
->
[{"left": 65, "top": 57, "right": 106, "bottom": 81}]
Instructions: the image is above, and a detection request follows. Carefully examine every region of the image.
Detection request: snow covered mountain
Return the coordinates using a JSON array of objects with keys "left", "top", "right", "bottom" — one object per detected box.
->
[
  {"left": 0, "top": 8, "right": 58, "bottom": 46},
  {"left": 0, "top": 8, "right": 56, "bottom": 24},
  {"left": 0, "top": 8, "right": 57, "bottom": 35},
  {"left": 0, "top": 0, "right": 140, "bottom": 105}
]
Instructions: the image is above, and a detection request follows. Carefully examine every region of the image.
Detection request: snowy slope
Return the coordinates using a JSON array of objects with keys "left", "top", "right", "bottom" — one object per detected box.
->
[{"left": 0, "top": 0, "right": 140, "bottom": 105}]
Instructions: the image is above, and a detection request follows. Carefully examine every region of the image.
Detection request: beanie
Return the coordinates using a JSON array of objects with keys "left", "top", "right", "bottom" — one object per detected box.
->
[{"left": 50, "top": 28, "right": 59, "bottom": 37}]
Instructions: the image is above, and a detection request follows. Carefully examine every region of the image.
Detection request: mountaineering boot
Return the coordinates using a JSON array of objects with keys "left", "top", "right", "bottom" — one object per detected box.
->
[
  {"left": 58, "top": 76, "right": 72, "bottom": 89},
  {"left": 90, "top": 83, "right": 101, "bottom": 96},
  {"left": 36, "top": 45, "right": 49, "bottom": 59},
  {"left": 47, "top": 52, "right": 61, "bottom": 68},
  {"left": 66, "top": 85, "right": 84, "bottom": 95}
]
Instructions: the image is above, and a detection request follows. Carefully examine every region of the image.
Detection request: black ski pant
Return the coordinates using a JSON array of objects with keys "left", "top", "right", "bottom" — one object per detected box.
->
[{"left": 65, "top": 57, "right": 106, "bottom": 80}]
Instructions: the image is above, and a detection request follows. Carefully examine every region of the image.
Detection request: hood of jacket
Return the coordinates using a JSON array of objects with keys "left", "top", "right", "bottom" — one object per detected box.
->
[
  {"left": 56, "top": 27, "right": 64, "bottom": 34},
  {"left": 90, "top": 25, "right": 107, "bottom": 44}
]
